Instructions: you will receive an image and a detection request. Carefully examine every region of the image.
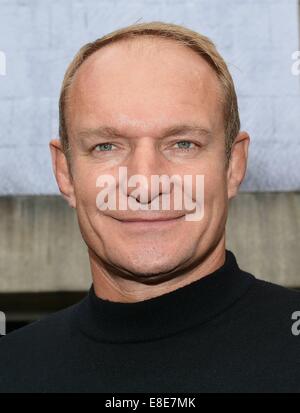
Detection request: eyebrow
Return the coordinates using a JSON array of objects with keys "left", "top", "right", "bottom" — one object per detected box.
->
[{"left": 77, "top": 123, "right": 213, "bottom": 142}]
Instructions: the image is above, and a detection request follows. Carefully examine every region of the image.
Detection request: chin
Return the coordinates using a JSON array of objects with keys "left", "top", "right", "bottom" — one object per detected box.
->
[{"left": 122, "top": 254, "right": 183, "bottom": 278}]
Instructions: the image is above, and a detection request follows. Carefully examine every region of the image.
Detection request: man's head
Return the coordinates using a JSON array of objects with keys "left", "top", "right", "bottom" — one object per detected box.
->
[{"left": 50, "top": 21, "right": 249, "bottom": 284}]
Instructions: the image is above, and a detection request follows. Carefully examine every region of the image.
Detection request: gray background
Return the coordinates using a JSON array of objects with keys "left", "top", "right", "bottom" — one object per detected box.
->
[{"left": 0, "top": 0, "right": 299, "bottom": 194}]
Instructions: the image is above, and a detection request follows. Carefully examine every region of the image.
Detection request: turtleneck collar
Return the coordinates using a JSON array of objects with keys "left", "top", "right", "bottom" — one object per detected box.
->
[{"left": 74, "top": 249, "right": 255, "bottom": 343}]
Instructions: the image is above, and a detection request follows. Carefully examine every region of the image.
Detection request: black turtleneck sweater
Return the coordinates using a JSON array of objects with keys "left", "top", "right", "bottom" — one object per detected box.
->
[{"left": 0, "top": 250, "right": 300, "bottom": 393}]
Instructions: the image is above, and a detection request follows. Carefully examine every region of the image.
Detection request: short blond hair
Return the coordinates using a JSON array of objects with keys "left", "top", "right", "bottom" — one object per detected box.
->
[{"left": 59, "top": 21, "right": 240, "bottom": 162}]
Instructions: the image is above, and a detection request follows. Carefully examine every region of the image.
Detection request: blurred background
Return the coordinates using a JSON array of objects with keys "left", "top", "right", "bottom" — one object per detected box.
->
[{"left": 0, "top": 0, "right": 299, "bottom": 333}]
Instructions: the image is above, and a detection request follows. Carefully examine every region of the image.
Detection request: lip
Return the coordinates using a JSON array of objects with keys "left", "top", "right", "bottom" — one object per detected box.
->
[{"left": 114, "top": 214, "right": 186, "bottom": 229}]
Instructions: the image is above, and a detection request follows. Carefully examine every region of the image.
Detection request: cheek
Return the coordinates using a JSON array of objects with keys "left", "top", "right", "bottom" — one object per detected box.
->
[
  {"left": 73, "top": 164, "right": 101, "bottom": 208},
  {"left": 202, "top": 164, "right": 228, "bottom": 212},
  {"left": 206, "top": 170, "right": 227, "bottom": 194}
]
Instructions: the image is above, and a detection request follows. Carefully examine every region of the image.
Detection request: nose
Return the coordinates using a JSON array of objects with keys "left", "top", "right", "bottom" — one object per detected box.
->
[{"left": 123, "top": 138, "right": 169, "bottom": 206}]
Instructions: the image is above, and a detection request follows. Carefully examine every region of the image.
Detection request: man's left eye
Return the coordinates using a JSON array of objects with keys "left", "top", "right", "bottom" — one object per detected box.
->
[{"left": 174, "top": 141, "right": 196, "bottom": 150}]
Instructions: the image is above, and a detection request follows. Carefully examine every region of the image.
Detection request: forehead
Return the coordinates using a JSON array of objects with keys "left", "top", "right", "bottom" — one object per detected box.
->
[{"left": 66, "top": 37, "right": 224, "bottom": 138}]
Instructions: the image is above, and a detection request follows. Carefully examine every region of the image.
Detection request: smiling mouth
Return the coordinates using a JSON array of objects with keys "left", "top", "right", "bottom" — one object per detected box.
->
[
  {"left": 112, "top": 214, "right": 186, "bottom": 229},
  {"left": 112, "top": 213, "right": 185, "bottom": 222}
]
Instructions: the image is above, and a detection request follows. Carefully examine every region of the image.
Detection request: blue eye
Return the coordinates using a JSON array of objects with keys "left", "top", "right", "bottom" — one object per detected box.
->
[
  {"left": 94, "top": 143, "right": 115, "bottom": 152},
  {"left": 175, "top": 141, "right": 195, "bottom": 150}
]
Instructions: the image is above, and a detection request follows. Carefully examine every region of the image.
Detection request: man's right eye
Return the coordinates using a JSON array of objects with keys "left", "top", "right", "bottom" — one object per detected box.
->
[{"left": 94, "top": 143, "right": 116, "bottom": 152}]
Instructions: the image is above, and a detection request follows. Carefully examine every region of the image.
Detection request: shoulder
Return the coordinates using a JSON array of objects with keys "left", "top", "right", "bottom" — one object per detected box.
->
[
  {"left": 1, "top": 301, "right": 76, "bottom": 343},
  {"left": 0, "top": 300, "right": 83, "bottom": 370},
  {"left": 0, "top": 299, "right": 87, "bottom": 392},
  {"left": 247, "top": 274, "right": 300, "bottom": 307},
  {"left": 236, "top": 270, "right": 300, "bottom": 338}
]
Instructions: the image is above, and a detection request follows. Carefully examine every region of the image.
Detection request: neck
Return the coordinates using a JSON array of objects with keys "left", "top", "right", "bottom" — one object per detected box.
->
[{"left": 89, "top": 235, "right": 226, "bottom": 303}]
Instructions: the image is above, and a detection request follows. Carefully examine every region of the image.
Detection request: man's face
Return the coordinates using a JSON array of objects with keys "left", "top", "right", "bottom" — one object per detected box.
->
[{"left": 61, "top": 38, "right": 237, "bottom": 282}]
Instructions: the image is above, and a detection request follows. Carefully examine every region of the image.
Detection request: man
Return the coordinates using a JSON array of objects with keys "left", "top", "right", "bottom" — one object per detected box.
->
[{"left": 0, "top": 21, "right": 299, "bottom": 393}]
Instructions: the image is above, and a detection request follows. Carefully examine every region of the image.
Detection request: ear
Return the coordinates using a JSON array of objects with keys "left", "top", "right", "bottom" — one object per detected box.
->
[
  {"left": 227, "top": 131, "right": 250, "bottom": 200},
  {"left": 49, "top": 139, "right": 76, "bottom": 208}
]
